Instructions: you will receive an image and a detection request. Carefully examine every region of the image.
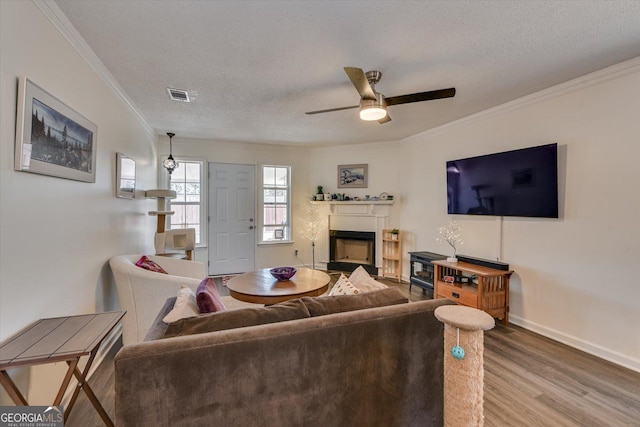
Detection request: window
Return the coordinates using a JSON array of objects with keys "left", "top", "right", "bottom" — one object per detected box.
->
[
  {"left": 261, "top": 165, "right": 291, "bottom": 243},
  {"left": 168, "top": 159, "right": 205, "bottom": 245}
]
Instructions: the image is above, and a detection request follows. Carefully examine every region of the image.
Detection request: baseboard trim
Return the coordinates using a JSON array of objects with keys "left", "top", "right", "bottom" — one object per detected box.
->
[
  {"left": 61, "top": 324, "right": 122, "bottom": 407},
  {"left": 509, "top": 314, "right": 640, "bottom": 374}
]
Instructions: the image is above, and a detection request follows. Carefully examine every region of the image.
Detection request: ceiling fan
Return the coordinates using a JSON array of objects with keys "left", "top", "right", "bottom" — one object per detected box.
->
[{"left": 305, "top": 67, "right": 456, "bottom": 124}]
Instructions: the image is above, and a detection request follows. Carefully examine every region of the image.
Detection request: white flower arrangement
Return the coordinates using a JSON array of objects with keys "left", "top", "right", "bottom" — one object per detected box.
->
[{"left": 437, "top": 221, "right": 463, "bottom": 259}]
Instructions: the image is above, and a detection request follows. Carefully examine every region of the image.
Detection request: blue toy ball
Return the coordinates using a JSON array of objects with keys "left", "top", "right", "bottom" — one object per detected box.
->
[{"left": 451, "top": 345, "right": 465, "bottom": 360}]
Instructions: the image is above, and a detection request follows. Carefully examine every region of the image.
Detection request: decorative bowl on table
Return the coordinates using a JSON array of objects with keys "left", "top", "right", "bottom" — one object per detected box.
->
[{"left": 269, "top": 267, "right": 297, "bottom": 281}]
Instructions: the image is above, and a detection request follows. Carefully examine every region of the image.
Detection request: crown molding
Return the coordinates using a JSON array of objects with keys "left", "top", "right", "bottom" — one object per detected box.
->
[
  {"left": 406, "top": 55, "right": 640, "bottom": 141},
  {"left": 33, "top": 0, "right": 156, "bottom": 140}
]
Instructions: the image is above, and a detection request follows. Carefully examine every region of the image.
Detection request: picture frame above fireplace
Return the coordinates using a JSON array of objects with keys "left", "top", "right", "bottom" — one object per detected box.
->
[{"left": 337, "top": 164, "right": 368, "bottom": 188}]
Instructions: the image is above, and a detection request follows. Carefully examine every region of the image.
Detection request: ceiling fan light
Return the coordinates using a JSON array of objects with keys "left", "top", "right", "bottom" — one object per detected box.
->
[
  {"left": 360, "top": 106, "right": 387, "bottom": 121},
  {"left": 359, "top": 93, "right": 388, "bottom": 121}
]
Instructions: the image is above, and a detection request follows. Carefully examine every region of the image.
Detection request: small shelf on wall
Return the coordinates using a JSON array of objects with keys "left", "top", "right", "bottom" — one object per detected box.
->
[
  {"left": 310, "top": 200, "right": 394, "bottom": 216},
  {"left": 310, "top": 200, "right": 394, "bottom": 205},
  {"left": 381, "top": 229, "right": 402, "bottom": 282}
]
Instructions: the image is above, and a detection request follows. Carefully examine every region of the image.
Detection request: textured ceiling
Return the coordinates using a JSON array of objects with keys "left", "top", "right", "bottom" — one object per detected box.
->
[{"left": 54, "top": 0, "right": 640, "bottom": 146}]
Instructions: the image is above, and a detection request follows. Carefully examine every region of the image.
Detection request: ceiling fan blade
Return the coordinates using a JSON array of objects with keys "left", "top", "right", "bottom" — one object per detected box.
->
[
  {"left": 305, "top": 105, "right": 359, "bottom": 115},
  {"left": 344, "top": 67, "right": 377, "bottom": 100},
  {"left": 385, "top": 88, "right": 456, "bottom": 106},
  {"left": 378, "top": 114, "right": 392, "bottom": 124}
]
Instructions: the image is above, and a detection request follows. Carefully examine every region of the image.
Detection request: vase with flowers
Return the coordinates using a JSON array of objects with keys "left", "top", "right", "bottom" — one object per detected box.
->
[{"left": 437, "top": 221, "right": 463, "bottom": 263}]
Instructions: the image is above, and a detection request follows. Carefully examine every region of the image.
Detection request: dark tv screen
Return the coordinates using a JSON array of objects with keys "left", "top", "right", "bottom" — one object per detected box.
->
[{"left": 447, "top": 143, "right": 558, "bottom": 218}]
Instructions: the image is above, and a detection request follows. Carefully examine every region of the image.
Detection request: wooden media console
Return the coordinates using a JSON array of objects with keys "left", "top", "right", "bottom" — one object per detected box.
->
[{"left": 433, "top": 260, "right": 513, "bottom": 325}]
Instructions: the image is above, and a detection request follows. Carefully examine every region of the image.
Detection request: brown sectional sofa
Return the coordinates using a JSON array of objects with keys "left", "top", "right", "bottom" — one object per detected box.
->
[{"left": 115, "top": 288, "right": 455, "bottom": 427}]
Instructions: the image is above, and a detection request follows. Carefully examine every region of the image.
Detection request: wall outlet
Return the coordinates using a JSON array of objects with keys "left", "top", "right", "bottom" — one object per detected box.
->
[{"left": 294, "top": 249, "right": 299, "bottom": 257}]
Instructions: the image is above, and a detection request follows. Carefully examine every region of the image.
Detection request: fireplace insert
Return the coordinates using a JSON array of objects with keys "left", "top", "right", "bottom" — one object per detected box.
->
[{"left": 328, "top": 230, "right": 377, "bottom": 275}]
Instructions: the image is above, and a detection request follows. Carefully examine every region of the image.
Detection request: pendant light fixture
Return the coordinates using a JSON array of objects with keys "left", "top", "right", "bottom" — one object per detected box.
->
[{"left": 163, "top": 132, "right": 178, "bottom": 175}]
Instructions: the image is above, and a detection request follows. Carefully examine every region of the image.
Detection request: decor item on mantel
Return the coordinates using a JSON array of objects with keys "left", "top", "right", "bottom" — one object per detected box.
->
[
  {"left": 437, "top": 221, "right": 463, "bottom": 263},
  {"left": 315, "top": 185, "right": 324, "bottom": 201},
  {"left": 163, "top": 132, "right": 178, "bottom": 175}
]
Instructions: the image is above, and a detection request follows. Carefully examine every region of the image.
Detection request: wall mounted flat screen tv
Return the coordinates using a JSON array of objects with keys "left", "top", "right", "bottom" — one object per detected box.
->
[{"left": 447, "top": 143, "right": 558, "bottom": 218}]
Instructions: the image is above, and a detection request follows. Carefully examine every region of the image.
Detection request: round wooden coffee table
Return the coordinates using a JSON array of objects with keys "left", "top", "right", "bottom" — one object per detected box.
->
[{"left": 227, "top": 267, "right": 330, "bottom": 305}]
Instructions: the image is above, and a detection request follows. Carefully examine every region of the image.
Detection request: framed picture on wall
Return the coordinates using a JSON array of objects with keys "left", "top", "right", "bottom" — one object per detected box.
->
[
  {"left": 116, "top": 153, "right": 136, "bottom": 199},
  {"left": 14, "top": 77, "right": 98, "bottom": 183},
  {"left": 338, "top": 164, "right": 368, "bottom": 188}
]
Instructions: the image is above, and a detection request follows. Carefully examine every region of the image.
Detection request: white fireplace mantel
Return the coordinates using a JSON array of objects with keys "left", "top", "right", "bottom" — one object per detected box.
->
[
  {"left": 311, "top": 200, "right": 393, "bottom": 217},
  {"left": 311, "top": 201, "right": 394, "bottom": 270}
]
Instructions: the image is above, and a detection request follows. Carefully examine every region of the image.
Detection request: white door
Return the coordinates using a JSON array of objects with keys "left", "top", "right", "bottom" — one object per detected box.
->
[{"left": 208, "top": 163, "right": 256, "bottom": 275}]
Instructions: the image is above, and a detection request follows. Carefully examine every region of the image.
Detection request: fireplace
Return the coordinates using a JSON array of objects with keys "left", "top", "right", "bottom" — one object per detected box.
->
[{"left": 328, "top": 230, "right": 377, "bottom": 274}]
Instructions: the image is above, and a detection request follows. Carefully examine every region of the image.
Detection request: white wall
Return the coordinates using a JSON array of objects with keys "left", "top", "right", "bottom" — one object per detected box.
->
[
  {"left": 308, "top": 141, "right": 406, "bottom": 263},
  {"left": 307, "top": 60, "right": 640, "bottom": 372},
  {"left": 0, "top": 1, "right": 157, "bottom": 402},
  {"left": 161, "top": 137, "right": 313, "bottom": 269},
  {"left": 389, "top": 60, "right": 639, "bottom": 371}
]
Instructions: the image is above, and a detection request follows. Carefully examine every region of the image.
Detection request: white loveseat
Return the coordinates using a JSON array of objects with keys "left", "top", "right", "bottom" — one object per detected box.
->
[{"left": 109, "top": 255, "right": 255, "bottom": 345}]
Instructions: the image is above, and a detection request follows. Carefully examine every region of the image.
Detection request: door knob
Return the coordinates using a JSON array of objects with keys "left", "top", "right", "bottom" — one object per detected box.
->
[{"left": 249, "top": 226, "right": 254, "bottom": 230}]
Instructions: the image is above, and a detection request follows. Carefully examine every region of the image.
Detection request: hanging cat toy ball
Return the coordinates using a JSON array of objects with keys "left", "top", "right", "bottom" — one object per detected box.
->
[{"left": 451, "top": 328, "right": 465, "bottom": 360}]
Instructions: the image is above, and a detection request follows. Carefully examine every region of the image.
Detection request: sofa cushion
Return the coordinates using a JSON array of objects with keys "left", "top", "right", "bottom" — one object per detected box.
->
[
  {"left": 196, "top": 277, "right": 226, "bottom": 314},
  {"left": 349, "top": 265, "right": 388, "bottom": 292},
  {"left": 135, "top": 255, "right": 168, "bottom": 274},
  {"left": 328, "top": 273, "right": 360, "bottom": 296},
  {"left": 163, "top": 298, "right": 311, "bottom": 338},
  {"left": 162, "top": 285, "right": 199, "bottom": 323},
  {"left": 301, "top": 287, "right": 408, "bottom": 317},
  {"left": 144, "top": 297, "right": 177, "bottom": 341}
]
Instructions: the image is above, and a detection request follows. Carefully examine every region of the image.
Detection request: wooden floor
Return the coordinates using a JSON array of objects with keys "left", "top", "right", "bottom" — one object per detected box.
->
[{"left": 66, "top": 275, "right": 640, "bottom": 426}]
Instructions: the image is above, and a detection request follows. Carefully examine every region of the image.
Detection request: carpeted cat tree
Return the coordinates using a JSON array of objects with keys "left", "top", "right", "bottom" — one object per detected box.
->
[{"left": 435, "top": 305, "right": 495, "bottom": 427}]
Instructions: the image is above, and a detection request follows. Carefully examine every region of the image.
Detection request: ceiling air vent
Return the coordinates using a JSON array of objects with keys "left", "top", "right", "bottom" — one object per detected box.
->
[{"left": 167, "top": 87, "right": 190, "bottom": 102}]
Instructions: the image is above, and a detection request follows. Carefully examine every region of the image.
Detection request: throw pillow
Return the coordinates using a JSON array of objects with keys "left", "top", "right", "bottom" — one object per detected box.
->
[
  {"left": 196, "top": 277, "right": 226, "bottom": 314},
  {"left": 164, "top": 299, "right": 311, "bottom": 338},
  {"left": 135, "top": 255, "right": 168, "bottom": 274},
  {"left": 301, "top": 287, "right": 409, "bottom": 317},
  {"left": 162, "top": 285, "right": 199, "bottom": 323},
  {"left": 328, "top": 274, "right": 360, "bottom": 296},
  {"left": 349, "top": 266, "right": 387, "bottom": 292}
]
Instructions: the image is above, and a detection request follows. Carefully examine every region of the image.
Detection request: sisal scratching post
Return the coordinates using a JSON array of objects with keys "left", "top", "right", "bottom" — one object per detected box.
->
[{"left": 435, "top": 305, "right": 495, "bottom": 427}]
